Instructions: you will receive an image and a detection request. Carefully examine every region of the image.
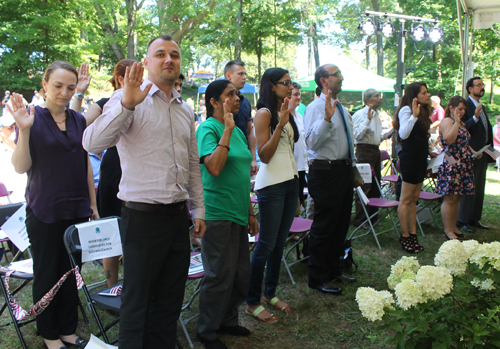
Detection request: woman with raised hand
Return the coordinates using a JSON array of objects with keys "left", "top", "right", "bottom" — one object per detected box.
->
[
  {"left": 196, "top": 80, "right": 258, "bottom": 349},
  {"left": 8, "top": 61, "right": 97, "bottom": 349},
  {"left": 436, "top": 96, "right": 476, "bottom": 240},
  {"left": 246, "top": 68, "right": 299, "bottom": 323},
  {"left": 393, "top": 82, "right": 433, "bottom": 254}
]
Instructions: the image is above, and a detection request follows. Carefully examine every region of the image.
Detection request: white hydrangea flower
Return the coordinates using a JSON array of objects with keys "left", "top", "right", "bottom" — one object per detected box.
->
[
  {"left": 470, "top": 278, "right": 496, "bottom": 291},
  {"left": 356, "top": 287, "right": 395, "bottom": 322},
  {"left": 394, "top": 279, "right": 424, "bottom": 310},
  {"left": 416, "top": 266, "right": 453, "bottom": 301},
  {"left": 387, "top": 256, "right": 420, "bottom": 290},
  {"left": 462, "top": 240, "right": 479, "bottom": 258},
  {"left": 434, "top": 240, "right": 468, "bottom": 276},
  {"left": 480, "top": 278, "right": 496, "bottom": 291},
  {"left": 468, "top": 242, "right": 500, "bottom": 270}
]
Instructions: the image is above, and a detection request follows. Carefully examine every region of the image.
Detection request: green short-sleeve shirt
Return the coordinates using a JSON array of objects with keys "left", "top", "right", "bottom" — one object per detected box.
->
[{"left": 196, "top": 117, "right": 252, "bottom": 226}]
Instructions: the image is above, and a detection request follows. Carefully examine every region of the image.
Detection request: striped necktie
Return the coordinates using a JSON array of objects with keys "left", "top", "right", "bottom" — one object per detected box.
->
[{"left": 479, "top": 108, "right": 489, "bottom": 141}]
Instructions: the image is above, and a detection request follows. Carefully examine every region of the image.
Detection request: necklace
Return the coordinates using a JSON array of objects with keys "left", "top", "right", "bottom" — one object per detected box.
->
[{"left": 55, "top": 117, "right": 66, "bottom": 124}]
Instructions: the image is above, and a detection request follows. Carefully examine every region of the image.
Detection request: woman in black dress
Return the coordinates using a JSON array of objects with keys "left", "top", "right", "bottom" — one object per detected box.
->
[{"left": 393, "top": 82, "right": 432, "bottom": 253}]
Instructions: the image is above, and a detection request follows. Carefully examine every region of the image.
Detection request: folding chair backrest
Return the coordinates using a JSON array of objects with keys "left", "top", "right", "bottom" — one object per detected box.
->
[
  {"left": 0, "top": 182, "right": 10, "bottom": 197},
  {"left": 64, "top": 216, "right": 121, "bottom": 266},
  {"left": 380, "top": 150, "right": 390, "bottom": 162}
]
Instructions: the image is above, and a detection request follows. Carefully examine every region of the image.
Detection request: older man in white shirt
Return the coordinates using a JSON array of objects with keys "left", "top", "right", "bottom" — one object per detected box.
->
[{"left": 352, "top": 88, "right": 388, "bottom": 228}]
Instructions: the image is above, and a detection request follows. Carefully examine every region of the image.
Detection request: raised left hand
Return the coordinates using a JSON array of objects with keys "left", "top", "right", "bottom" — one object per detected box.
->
[
  {"left": 193, "top": 218, "right": 206, "bottom": 238},
  {"left": 76, "top": 63, "right": 92, "bottom": 94}
]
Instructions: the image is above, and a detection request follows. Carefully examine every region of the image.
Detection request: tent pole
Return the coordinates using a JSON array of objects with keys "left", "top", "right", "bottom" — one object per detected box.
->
[{"left": 462, "top": 10, "right": 471, "bottom": 97}]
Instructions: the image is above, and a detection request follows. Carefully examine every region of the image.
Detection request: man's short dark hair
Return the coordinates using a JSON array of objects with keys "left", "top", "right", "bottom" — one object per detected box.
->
[
  {"left": 292, "top": 82, "right": 301, "bottom": 89},
  {"left": 224, "top": 60, "right": 245, "bottom": 76},
  {"left": 147, "top": 35, "right": 174, "bottom": 52},
  {"left": 179, "top": 73, "right": 185, "bottom": 81},
  {"left": 466, "top": 76, "right": 482, "bottom": 95},
  {"left": 314, "top": 65, "right": 329, "bottom": 90}
]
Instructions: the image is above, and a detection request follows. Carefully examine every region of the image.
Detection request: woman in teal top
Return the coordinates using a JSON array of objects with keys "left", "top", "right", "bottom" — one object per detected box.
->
[{"left": 196, "top": 80, "right": 259, "bottom": 349}]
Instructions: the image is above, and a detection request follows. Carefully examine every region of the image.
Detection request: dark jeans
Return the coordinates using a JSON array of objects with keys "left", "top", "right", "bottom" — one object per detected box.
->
[
  {"left": 247, "top": 178, "right": 299, "bottom": 305},
  {"left": 25, "top": 208, "right": 88, "bottom": 340},
  {"left": 458, "top": 155, "right": 488, "bottom": 224},
  {"left": 354, "top": 144, "right": 381, "bottom": 226},
  {"left": 118, "top": 204, "right": 190, "bottom": 349},
  {"left": 198, "top": 220, "right": 250, "bottom": 341},
  {"left": 307, "top": 163, "right": 353, "bottom": 285}
]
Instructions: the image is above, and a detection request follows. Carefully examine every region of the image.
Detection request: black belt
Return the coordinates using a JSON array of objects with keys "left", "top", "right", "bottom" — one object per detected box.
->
[
  {"left": 310, "top": 159, "right": 351, "bottom": 170},
  {"left": 123, "top": 201, "right": 186, "bottom": 214},
  {"left": 356, "top": 143, "right": 379, "bottom": 150}
]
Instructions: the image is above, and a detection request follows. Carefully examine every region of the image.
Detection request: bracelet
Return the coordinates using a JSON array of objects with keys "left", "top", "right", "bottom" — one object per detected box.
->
[{"left": 217, "top": 143, "right": 230, "bottom": 151}]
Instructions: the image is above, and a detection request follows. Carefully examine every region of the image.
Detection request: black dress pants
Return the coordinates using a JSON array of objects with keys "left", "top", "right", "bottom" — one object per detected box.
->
[
  {"left": 25, "top": 208, "right": 88, "bottom": 340},
  {"left": 118, "top": 203, "right": 190, "bottom": 349},
  {"left": 307, "top": 162, "right": 353, "bottom": 285}
]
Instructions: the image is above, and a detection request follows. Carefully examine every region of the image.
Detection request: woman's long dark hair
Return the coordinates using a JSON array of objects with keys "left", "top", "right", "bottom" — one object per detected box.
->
[
  {"left": 393, "top": 82, "right": 431, "bottom": 143},
  {"left": 444, "top": 96, "right": 467, "bottom": 119},
  {"left": 205, "top": 80, "right": 233, "bottom": 118},
  {"left": 257, "top": 68, "right": 299, "bottom": 143}
]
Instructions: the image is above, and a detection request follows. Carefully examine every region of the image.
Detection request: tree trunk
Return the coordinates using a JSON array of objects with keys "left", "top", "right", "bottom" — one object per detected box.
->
[
  {"left": 258, "top": 36, "right": 262, "bottom": 85},
  {"left": 126, "top": 0, "right": 136, "bottom": 59},
  {"left": 234, "top": 0, "right": 242, "bottom": 60},
  {"left": 309, "top": 23, "right": 320, "bottom": 68},
  {"left": 93, "top": 2, "right": 125, "bottom": 61},
  {"left": 491, "top": 59, "right": 496, "bottom": 105}
]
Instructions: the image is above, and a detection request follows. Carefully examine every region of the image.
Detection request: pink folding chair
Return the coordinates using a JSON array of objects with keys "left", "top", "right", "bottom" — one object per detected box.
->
[
  {"left": 282, "top": 217, "right": 312, "bottom": 284},
  {"left": 0, "top": 182, "right": 12, "bottom": 204},
  {"left": 349, "top": 167, "right": 400, "bottom": 249}
]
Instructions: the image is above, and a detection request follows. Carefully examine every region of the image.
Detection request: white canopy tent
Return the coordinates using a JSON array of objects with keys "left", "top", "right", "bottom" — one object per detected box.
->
[{"left": 457, "top": 0, "right": 500, "bottom": 95}]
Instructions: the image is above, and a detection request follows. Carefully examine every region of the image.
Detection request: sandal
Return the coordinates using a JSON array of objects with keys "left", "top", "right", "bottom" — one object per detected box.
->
[
  {"left": 399, "top": 235, "right": 417, "bottom": 254},
  {"left": 262, "top": 297, "right": 291, "bottom": 313},
  {"left": 454, "top": 232, "right": 466, "bottom": 241},
  {"left": 409, "top": 233, "right": 424, "bottom": 252},
  {"left": 245, "top": 305, "right": 278, "bottom": 323}
]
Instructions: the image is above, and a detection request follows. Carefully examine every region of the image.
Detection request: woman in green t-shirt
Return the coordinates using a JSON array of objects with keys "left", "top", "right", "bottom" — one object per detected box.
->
[{"left": 196, "top": 80, "right": 259, "bottom": 349}]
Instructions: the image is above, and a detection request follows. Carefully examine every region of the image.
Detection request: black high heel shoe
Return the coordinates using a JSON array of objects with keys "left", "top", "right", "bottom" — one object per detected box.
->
[
  {"left": 400, "top": 235, "right": 417, "bottom": 254},
  {"left": 409, "top": 233, "right": 424, "bottom": 252},
  {"left": 443, "top": 231, "right": 459, "bottom": 240}
]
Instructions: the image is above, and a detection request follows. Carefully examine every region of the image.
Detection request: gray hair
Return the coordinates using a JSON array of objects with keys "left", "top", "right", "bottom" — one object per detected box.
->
[{"left": 363, "top": 88, "right": 378, "bottom": 105}]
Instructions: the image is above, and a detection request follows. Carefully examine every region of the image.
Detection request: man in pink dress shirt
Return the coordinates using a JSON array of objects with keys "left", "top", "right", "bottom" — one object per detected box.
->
[{"left": 83, "top": 35, "right": 206, "bottom": 349}]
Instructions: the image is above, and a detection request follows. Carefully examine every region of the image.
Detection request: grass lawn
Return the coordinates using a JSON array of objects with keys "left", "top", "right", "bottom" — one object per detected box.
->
[{"left": 1, "top": 165, "right": 499, "bottom": 349}]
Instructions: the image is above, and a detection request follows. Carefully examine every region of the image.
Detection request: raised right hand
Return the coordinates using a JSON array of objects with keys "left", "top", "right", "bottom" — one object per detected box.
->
[
  {"left": 324, "top": 89, "right": 338, "bottom": 122},
  {"left": 121, "top": 62, "right": 152, "bottom": 110},
  {"left": 474, "top": 103, "right": 483, "bottom": 119},
  {"left": 223, "top": 99, "right": 235, "bottom": 131},
  {"left": 412, "top": 98, "right": 421, "bottom": 118},
  {"left": 6, "top": 93, "right": 34, "bottom": 132},
  {"left": 278, "top": 97, "right": 290, "bottom": 127}
]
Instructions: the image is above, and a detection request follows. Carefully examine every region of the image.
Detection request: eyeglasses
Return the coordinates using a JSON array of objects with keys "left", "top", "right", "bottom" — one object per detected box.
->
[
  {"left": 274, "top": 80, "right": 292, "bottom": 87},
  {"left": 473, "top": 83, "right": 485, "bottom": 88},
  {"left": 324, "top": 71, "right": 343, "bottom": 78}
]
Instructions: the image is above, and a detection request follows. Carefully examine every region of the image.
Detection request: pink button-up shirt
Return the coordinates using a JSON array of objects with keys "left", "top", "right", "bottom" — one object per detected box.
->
[{"left": 82, "top": 79, "right": 205, "bottom": 220}]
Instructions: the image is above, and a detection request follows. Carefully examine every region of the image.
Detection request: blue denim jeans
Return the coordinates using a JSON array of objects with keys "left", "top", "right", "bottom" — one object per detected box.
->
[{"left": 247, "top": 177, "right": 299, "bottom": 305}]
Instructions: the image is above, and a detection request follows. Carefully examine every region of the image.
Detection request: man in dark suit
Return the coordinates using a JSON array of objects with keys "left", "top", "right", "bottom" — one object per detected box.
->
[{"left": 457, "top": 76, "right": 493, "bottom": 232}]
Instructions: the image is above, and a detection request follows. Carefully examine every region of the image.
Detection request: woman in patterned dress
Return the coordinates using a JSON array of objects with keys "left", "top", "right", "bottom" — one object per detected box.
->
[{"left": 436, "top": 96, "right": 479, "bottom": 240}]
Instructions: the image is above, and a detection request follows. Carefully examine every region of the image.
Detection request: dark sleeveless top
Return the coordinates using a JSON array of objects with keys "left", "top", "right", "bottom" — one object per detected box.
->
[{"left": 25, "top": 106, "right": 91, "bottom": 223}]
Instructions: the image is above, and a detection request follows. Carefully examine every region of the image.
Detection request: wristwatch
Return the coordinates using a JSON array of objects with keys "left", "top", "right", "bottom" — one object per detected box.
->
[{"left": 75, "top": 93, "right": 84, "bottom": 100}]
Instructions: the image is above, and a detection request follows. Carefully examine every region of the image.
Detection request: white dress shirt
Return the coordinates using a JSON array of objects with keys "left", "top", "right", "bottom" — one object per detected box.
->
[
  {"left": 352, "top": 105, "right": 383, "bottom": 145},
  {"left": 304, "top": 92, "right": 353, "bottom": 161},
  {"left": 82, "top": 79, "right": 205, "bottom": 220},
  {"left": 292, "top": 111, "right": 308, "bottom": 171},
  {"left": 398, "top": 106, "right": 418, "bottom": 140}
]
